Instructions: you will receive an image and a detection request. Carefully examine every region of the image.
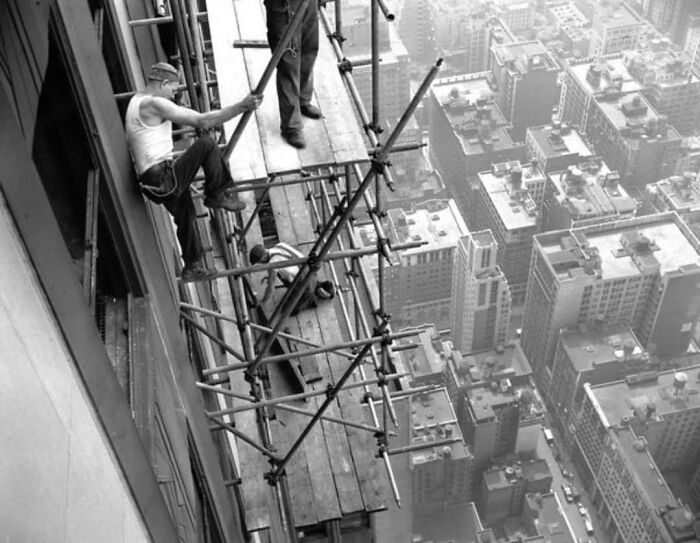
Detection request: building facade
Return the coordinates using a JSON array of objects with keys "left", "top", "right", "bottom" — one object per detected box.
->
[
  {"left": 450, "top": 230, "right": 511, "bottom": 353},
  {"left": 491, "top": 41, "right": 561, "bottom": 142},
  {"left": 574, "top": 368, "right": 700, "bottom": 542},
  {"left": 476, "top": 161, "right": 545, "bottom": 305},
  {"left": 590, "top": 0, "right": 645, "bottom": 55},
  {"left": 358, "top": 199, "right": 469, "bottom": 330}
]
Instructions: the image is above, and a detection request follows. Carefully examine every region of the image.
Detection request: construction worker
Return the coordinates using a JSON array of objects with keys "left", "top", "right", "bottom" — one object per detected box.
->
[
  {"left": 125, "top": 62, "right": 262, "bottom": 282},
  {"left": 249, "top": 243, "right": 334, "bottom": 315},
  {"left": 264, "top": 0, "right": 322, "bottom": 149}
]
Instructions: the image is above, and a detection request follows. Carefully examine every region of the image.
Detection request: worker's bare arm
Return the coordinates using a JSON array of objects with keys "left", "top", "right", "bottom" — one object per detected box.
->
[{"left": 148, "top": 93, "right": 262, "bottom": 130}]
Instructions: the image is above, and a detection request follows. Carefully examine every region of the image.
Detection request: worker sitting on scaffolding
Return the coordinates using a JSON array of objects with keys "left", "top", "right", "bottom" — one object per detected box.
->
[
  {"left": 125, "top": 62, "right": 262, "bottom": 282},
  {"left": 249, "top": 243, "right": 334, "bottom": 315}
]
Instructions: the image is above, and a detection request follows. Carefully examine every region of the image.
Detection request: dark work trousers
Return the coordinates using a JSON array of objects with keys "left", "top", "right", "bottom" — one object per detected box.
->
[
  {"left": 140, "top": 135, "right": 233, "bottom": 266},
  {"left": 265, "top": 0, "right": 319, "bottom": 132}
]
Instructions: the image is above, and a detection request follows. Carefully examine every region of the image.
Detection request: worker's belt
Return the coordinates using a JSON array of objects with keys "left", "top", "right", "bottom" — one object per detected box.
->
[{"left": 139, "top": 160, "right": 178, "bottom": 198}]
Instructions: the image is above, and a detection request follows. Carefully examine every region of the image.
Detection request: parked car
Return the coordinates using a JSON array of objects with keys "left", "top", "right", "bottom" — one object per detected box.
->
[
  {"left": 561, "top": 466, "right": 572, "bottom": 479},
  {"left": 577, "top": 502, "right": 587, "bottom": 516},
  {"left": 543, "top": 427, "right": 555, "bottom": 445},
  {"left": 584, "top": 516, "right": 595, "bottom": 535},
  {"left": 561, "top": 483, "right": 574, "bottom": 502}
]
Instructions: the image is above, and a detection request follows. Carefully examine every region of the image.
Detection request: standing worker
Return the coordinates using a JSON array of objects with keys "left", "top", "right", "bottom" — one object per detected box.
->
[
  {"left": 125, "top": 62, "right": 262, "bottom": 282},
  {"left": 265, "top": 0, "right": 322, "bottom": 149}
]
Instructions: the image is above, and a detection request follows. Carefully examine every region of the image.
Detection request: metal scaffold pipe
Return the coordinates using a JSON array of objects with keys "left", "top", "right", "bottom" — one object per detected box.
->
[{"left": 187, "top": 0, "right": 211, "bottom": 111}]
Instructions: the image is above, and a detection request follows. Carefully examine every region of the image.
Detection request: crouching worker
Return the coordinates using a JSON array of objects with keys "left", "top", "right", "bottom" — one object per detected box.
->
[
  {"left": 249, "top": 243, "right": 335, "bottom": 315},
  {"left": 125, "top": 62, "right": 262, "bottom": 282}
]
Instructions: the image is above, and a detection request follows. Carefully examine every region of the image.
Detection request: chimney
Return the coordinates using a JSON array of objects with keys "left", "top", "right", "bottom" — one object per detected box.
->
[{"left": 511, "top": 165, "right": 523, "bottom": 189}]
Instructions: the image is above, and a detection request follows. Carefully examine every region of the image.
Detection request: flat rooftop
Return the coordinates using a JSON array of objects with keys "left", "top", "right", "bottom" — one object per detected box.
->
[
  {"left": 594, "top": 1, "right": 643, "bottom": 28},
  {"left": 413, "top": 502, "right": 482, "bottom": 543},
  {"left": 560, "top": 325, "right": 646, "bottom": 372},
  {"left": 357, "top": 199, "right": 469, "bottom": 258},
  {"left": 479, "top": 162, "right": 543, "bottom": 231},
  {"left": 454, "top": 342, "right": 532, "bottom": 388},
  {"left": 409, "top": 388, "right": 469, "bottom": 464},
  {"left": 547, "top": 159, "right": 637, "bottom": 219},
  {"left": 538, "top": 213, "right": 700, "bottom": 281},
  {"left": 396, "top": 325, "right": 443, "bottom": 380},
  {"left": 650, "top": 173, "right": 700, "bottom": 213},
  {"left": 591, "top": 366, "right": 700, "bottom": 427},
  {"left": 613, "top": 426, "right": 677, "bottom": 509},
  {"left": 625, "top": 47, "right": 700, "bottom": 87},
  {"left": 468, "top": 379, "right": 545, "bottom": 423},
  {"left": 493, "top": 40, "right": 559, "bottom": 73},
  {"left": 527, "top": 124, "right": 592, "bottom": 160},
  {"left": 568, "top": 57, "right": 643, "bottom": 97},
  {"left": 524, "top": 492, "right": 575, "bottom": 543},
  {"left": 546, "top": 2, "right": 588, "bottom": 27},
  {"left": 483, "top": 459, "right": 551, "bottom": 491},
  {"left": 431, "top": 74, "right": 519, "bottom": 157}
]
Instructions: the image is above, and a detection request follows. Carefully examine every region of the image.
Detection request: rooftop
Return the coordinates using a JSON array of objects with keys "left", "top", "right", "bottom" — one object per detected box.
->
[
  {"left": 538, "top": 213, "right": 700, "bottom": 281},
  {"left": 468, "top": 378, "right": 545, "bottom": 423},
  {"left": 413, "top": 502, "right": 482, "bottom": 543},
  {"left": 396, "top": 325, "right": 444, "bottom": 381},
  {"left": 594, "top": 0, "right": 643, "bottom": 29},
  {"left": 431, "top": 73, "right": 519, "bottom": 157},
  {"left": 479, "top": 161, "right": 543, "bottom": 231},
  {"left": 357, "top": 199, "right": 469, "bottom": 258},
  {"left": 492, "top": 40, "right": 560, "bottom": 74},
  {"left": 648, "top": 173, "right": 700, "bottom": 213},
  {"left": 568, "top": 56, "right": 643, "bottom": 98},
  {"left": 409, "top": 388, "right": 469, "bottom": 464},
  {"left": 547, "top": 158, "right": 637, "bottom": 220},
  {"left": 451, "top": 341, "right": 532, "bottom": 388},
  {"left": 483, "top": 459, "right": 551, "bottom": 491},
  {"left": 524, "top": 492, "right": 576, "bottom": 543},
  {"left": 527, "top": 123, "right": 592, "bottom": 161},
  {"left": 472, "top": 229, "right": 497, "bottom": 247},
  {"left": 591, "top": 366, "right": 700, "bottom": 428},
  {"left": 559, "top": 324, "right": 646, "bottom": 372},
  {"left": 546, "top": 2, "right": 588, "bottom": 27},
  {"left": 624, "top": 46, "right": 700, "bottom": 87}
]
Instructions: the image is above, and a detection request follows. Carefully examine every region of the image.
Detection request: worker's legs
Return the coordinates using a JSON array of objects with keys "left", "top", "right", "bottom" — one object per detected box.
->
[
  {"left": 174, "top": 135, "right": 233, "bottom": 198},
  {"left": 163, "top": 190, "right": 203, "bottom": 266},
  {"left": 298, "top": 0, "right": 318, "bottom": 109},
  {"left": 266, "top": 1, "right": 303, "bottom": 132}
]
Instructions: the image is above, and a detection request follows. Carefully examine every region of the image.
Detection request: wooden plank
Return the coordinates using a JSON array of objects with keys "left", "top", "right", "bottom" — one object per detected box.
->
[
  {"left": 282, "top": 321, "right": 322, "bottom": 383},
  {"left": 315, "top": 301, "right": 387, "bottom": 513},
  {"left": 267, "top": 368, "right": 318, "bottom": 527},
  {"left": 313, "top": 30, "right": 370, "bottom": 166},
  {"left": 232, "top": 0, "right": 301, "bottom": 175},
  {"left": 206, "top": 0, "right": 267, "bottom": 182},
  {"left": 297, "top": 312, "right": 364, "bottom": 515},
  {"left": 213, "top": 260, "right": 272, "bottom": 532},
  {"left": 282, "top": 181, "right": 317, "bottom": 245}
]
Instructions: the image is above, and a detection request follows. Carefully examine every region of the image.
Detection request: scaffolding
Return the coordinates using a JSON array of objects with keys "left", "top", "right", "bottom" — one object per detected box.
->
[{"left": 122, "top": 0, "right": 443, "bottom": 540}]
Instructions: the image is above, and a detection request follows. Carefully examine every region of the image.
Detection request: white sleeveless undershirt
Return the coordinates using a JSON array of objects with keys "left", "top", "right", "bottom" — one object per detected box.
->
[{"left": 125, "top": 94, "right": 173, "bottom": 176}]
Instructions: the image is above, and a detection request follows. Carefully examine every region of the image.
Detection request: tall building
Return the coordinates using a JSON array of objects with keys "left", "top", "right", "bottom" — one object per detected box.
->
[
  {"left": 575, "top": 368, "right": 700, "bottom": 543},
  {"left": 357, "top": 199, "right": 469, "bottom": 330},
  {"left": 429, "top": 73, "right": 525, "bottom": 224},
  {"left": 548, "top": 324, "right": 650, "bottom": 425},
  {"left": 624, "top": 43, "right": 700, "bottom": 136},
  {"left": 444, "top": 341, "right": 545, "bottom": 470},
  {"left": 342, "top": 8, "right": 411, "bottom": 126},
  {"left": 560, "top": 56, "right": 681, "bottom": 189},
  {"left": 476, "top": 161, "right": 545, "bottom": 304},
  {"left": 590, "top": 0, "right": 645, "bottom": 55},
  {"left": 543, "top": 157, "right": 636, "bottom": 230},
  {"left": 491, "top": 41, "right": 561, "bottom": 142},
  {"left": 450, "top": 230, "right": 511, "bottom": 353},
  {"left": 480, "top": 460, "right": 552, "bottom": 523},
  {"left": 522, "top": 212, "right": 700, "bottom": 392},
  {"left": 685, "top": 25, "right": 700, "bottom": 78},
  {"left": 645, "top": 0, "right": 700, "bottom": 47},
  {"left": 483, "top": 0, "right": 536, "bottom": 35},
  {"left": 409, "top": 388, "right": 474, "bottom": 513},
  {"left": 398, "top": 0, "right": 434, "bottom": 64},
  {"left": 526, "top": 122, "right": 594, "bottom": 174}
]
